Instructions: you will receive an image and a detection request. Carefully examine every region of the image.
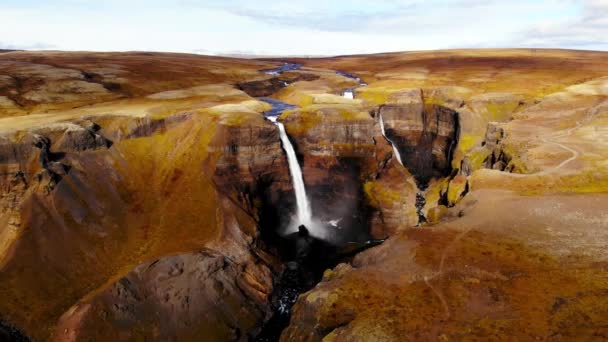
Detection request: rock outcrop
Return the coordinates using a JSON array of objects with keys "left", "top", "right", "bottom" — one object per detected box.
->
[
  {"left": 238, "top": 78, "right": 286, "bottom": 98},
  {"left": 459, "top": 122, "right": 524, "bottom": 175},
  {"left": 237, "top": 73, "right": 320, "bottom": 97},
  {"left": 480, "top": 123, "right": 521, "bottom": 172},
  {"left": 378, "top": 89, "right": 460, "bottom": 187}
]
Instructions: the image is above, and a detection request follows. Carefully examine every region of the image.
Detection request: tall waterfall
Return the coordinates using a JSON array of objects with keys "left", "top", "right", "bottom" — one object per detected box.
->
[
  {"left": 379, "top": 113, "right": 404, "bottom": 165},
  {"left": 277, "top": 122, "right": 312, "bottom": 227}
]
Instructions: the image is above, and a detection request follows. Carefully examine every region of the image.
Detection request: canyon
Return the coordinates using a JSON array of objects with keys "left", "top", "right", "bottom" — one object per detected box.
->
[{"left": 0, "top": 49, "right": 607, "bottom": 341}]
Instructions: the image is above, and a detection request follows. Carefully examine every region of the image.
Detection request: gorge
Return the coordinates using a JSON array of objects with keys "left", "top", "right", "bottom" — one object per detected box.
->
[{"left": 0, "top": 49, "right": 607, "bottom": 341}]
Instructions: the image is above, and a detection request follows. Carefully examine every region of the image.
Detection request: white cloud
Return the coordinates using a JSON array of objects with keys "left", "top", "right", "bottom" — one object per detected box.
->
[
  {"left": 509, "top": 0, "right": 608, "bottom": 49},
  {"left": 0, "top": 0, "right": 605, "bottom": 55}
]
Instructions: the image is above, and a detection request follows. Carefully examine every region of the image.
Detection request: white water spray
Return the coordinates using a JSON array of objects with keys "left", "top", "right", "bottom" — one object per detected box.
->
[
  {"left": 343, "top": 90, "right": 354, "bottom": 99},
  {"left": 379, "top": 113, "right": 404, "bottom": 166},
  {"left": 277, "top": 122, "right": 313, "bottom": 227}
]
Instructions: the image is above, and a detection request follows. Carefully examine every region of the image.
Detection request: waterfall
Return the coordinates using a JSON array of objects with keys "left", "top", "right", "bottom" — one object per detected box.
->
[
  {"left": 379, "top": 113, "right": 403, "bottom": 166},
  {"left": 276, "top": 122, "right": 312, "bottom": 227},
  {"left": 343, "top": 90, "right": 354, "bottom": 99},
  {"left": 379, "top": 113, "right": 428, "bottom": 225}
]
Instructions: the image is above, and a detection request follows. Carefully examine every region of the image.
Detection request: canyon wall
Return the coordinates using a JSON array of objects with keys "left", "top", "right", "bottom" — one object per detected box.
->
[
  {"left": 0, "top": 110, "right": 288, "bottom": 340},
  {"left": 378, "top": 89, "right": 460, "bottom": 187}
]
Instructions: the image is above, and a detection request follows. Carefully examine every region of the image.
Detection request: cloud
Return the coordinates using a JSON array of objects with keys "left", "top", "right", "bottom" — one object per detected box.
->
[
  {"left": 180, "top": 0, "right": 422, "bottom": 32},
  {"left": 511, "top": 0, "right": 608, "bottom": 50},
  {"left": 0, "top": 0, "right": 605, "bottom": 55},
  {"left": 0, "top": 41, "right": 55, "bottom": 50}
]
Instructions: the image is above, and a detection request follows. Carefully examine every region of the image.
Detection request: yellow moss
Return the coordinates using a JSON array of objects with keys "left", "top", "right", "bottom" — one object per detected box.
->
[
  {"left": 282, "top": 104, "right": 369, "bottom": 136},
  {"left": 357, "top": 87, "right": 395, "bottom": 105},
  {"left": 322, "top": 330, "right": 338, "bottom": 342},
  {"left": 424, "top": 96, "right": 447, "bottom": 106},
  {"left": 423, "top": 177, "right": 450, "bottom": 215},
  {"left": 364, "top": 181, "right": 402, "bottom": 207},
  {"left": 458, "top": 133, "right": 479, "bottom": 153},
  {"left": 482, "top": 102, "right": 520, "bottom": 121},
  {"left": 467, "top": 148, "right": 492, "bottom": 170},
  {"left": 427, "top": 205, "right": 448, "bottom": 224},
  {"left": 447, "top": 175, "right": 468, "bottom": 206},
  {"left": 501, "top": 143, "right": 528, "bottom": 173}
]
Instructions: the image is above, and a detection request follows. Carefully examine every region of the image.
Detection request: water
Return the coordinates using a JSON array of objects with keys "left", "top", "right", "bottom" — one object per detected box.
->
[
  {"left": 379, "top": 113, "right": 404, "bottom": 166},
  {"left": 277, "top": 123, "right": 313, "bottom": 227},
  {"left": 262, "top": 63, "right": 303, "bottom": 75},
  {"left": 415, "top": 191, "right": 428, "bottom": 226},
  {"left": 336, "top": 70, "right": 361, "bottom": 82},
  {"left": 0, "top": 320, "right": 29, "bottom": 342},
  {"left": 260, "top": 98, "right": 297, "bottom": 122},
  {"left": 338, "top": 70, "right": 367, "bottom": 99}
]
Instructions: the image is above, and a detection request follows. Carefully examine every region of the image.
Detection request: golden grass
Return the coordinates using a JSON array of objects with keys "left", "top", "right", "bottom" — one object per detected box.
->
[{"left": 293, "top": 227, "right": 608, "bottom": 340}]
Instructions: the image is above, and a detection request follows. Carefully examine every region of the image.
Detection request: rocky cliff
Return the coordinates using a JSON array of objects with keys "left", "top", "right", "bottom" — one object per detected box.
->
[
  {"left": 0, "top": 109, "right": 288, "bottom": 340},
  {"left": 280, "top": 103, "right": 419, "bottom": 241},
  {"left": 378, "top": 89, "right": 460, "bottom": 187}
]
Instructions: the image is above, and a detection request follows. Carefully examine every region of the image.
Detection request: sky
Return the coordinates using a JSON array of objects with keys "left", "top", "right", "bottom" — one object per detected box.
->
[{"left": 0, "top": 0, "right": 607, "bottom": 56}]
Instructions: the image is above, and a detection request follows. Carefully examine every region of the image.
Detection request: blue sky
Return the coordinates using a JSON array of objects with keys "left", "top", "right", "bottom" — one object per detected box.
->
[{"left": 1, "top": 0, "right": 606, "bottom": 55}]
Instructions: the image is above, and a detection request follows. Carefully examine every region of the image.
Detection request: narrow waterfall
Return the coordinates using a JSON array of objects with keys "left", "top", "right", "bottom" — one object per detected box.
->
[
  {"left": 379, "top": 112, "right": 427, "bottom": 225},
  {"left": 379, "top": 113, "right": 404, "bottom": 165},
  {"left": 277, "top": 122, "right": 312, "bottom": 227}
]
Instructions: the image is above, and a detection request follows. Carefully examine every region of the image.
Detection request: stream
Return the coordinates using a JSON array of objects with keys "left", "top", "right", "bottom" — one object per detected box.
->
[{"left": 262, "top": 63, "right": 303, "bottom": 75}]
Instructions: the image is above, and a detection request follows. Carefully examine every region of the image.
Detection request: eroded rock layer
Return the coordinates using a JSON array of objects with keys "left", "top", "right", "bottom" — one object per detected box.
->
[{"left": 379, "top": 92, "right": 460, "bottom": 187}]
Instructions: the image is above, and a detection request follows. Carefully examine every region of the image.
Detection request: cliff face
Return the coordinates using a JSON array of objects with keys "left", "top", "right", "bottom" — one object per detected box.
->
[
  {"left": 210, "top": 116, "right": 292, "bottom": 223},
  {"left": 378, "top": 89, "right": 460, "bottom": 187},
  {"left": 0, "top": 122, "right": 113, "bottom": 270},
  {"left": 280, "top": 104, "right": 418, "bottom": 241},
  {"left": 0, "top": 110, "right": 286, "bottom": 340}
]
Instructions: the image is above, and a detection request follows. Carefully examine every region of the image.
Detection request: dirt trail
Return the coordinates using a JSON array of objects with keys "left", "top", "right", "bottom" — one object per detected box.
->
[
  {"left": 423, "top": 99, "right": 608, "bottom": 320},
  {"left": 507, "top": 100, "right": 607, "bottom": 177}
]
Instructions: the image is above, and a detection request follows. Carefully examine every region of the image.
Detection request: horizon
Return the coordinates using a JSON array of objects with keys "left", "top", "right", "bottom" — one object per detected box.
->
[
  {"left": 1, "top": 1, "right": 607, "bottom": 55},
  {"left": 2, "top": 47, "right": 607, "bottom": 59}
]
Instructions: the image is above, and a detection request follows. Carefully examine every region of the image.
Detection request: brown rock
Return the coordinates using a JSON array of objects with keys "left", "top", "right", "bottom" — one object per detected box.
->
[
  {"left": 237, "top": 78, "right": 285, "bottom": 97},
  {"left": 379, "top": 101, "right": 460, "bottom": 186}
]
